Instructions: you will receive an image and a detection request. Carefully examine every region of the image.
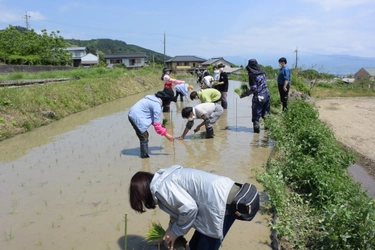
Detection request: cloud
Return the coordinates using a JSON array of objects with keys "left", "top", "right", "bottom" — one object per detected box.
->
[{"left": 302, "top": 0, "right": 374, "bottom": 11}]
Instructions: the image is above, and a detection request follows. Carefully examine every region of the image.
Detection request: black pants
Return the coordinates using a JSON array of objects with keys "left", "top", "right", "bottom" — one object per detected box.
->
[
  {"left": 128, "top": 116, "right": 149, "bottom": 143},
  {"left": 175, "top": 91, "right": 184, "bottom": 101},
  {"left": 278, "top": 84, "right": 290, "bottom": 111}
]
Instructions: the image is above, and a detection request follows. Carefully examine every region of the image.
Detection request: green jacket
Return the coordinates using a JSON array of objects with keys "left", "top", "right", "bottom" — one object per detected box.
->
[{"left": 198, "top": 88, "right": 221, "bottom": 103}]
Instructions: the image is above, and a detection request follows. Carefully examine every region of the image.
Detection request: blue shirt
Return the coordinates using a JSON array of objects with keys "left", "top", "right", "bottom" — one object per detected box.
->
[{"left": 278, "top": 65, "right": 291, "bottom": 85}]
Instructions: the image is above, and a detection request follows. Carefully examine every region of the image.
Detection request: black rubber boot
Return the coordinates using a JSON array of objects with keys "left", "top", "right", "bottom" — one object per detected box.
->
[
  {"left": 163, "top": 106, "right": 170, "bottom": 112},
  {"left": 140, "top": 142, "right": 150, "bottom": 158},
  {"left": 206, "top": 128, "right": 214, "bottom": 138},
  {"left": 222, "top": 101, "right": 228, "bottom": 109},
  {"left": 253, "top": 122, "right": 260, "bottom": 133}
]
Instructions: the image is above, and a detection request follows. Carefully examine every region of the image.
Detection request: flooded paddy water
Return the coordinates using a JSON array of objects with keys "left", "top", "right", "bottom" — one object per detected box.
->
[{"left": 0, "top": 80, "right": 274, "bottom": 250}]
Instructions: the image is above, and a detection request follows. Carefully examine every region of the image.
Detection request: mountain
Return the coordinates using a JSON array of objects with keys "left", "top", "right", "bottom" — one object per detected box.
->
[
  {"left": 224, "top": 54, "right": 375, "bottom": 76},
  {"left": 66, "top": 38, "right": 170, "bottom": 64}
]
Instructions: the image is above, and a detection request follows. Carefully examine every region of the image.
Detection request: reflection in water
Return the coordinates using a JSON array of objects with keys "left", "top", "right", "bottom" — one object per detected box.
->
[{"left": 0, "top": 81, "right": 273, "bottom": 250}]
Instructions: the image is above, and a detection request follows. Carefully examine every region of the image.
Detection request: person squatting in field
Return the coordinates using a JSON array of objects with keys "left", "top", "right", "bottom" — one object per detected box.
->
[
  {"left": 128, "top": 88, "right": 175, "bottom": 158},
  {"left": 240, "top": 59, "right": 270, "bottom": 133},
  {"left": 178, "top": 102, "right": 223, "bottom": 139}
]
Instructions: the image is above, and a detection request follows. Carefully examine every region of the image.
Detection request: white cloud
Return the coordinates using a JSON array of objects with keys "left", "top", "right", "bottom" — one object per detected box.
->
[{"left": 302, "top": 0, "right": 374, "bottom": 11}]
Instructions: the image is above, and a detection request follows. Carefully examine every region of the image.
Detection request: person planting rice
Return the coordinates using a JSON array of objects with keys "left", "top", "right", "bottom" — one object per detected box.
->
[
  {"left": 178, "top": 102, "right": 223, "bottom": 139},
  {"left": 129, "top": 165, "right": 259, "bottom": 250},
  {"left": 240, "top": 59, "right": 271, "bottom": 133},
  {"left": 189, "top": 88, "right": 221, "bottom": 104},
  {"left": 128, "top": 88, "right": 175, "bottom": 158}
]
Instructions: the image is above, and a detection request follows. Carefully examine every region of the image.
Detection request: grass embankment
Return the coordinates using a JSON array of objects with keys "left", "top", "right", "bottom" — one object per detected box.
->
[
  {"left": 0, "top": 67, "right": 166, "bottom": 141},
  {"left": 257, "top": 80, "right": 375, "bottom": 249}
]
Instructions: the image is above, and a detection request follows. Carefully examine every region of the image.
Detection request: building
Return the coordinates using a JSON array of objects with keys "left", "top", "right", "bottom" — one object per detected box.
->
[
  {"left": 165, "top": 55, "right": 206, "bottom": 72},
  {"left": 354, "top": 67, "right": 375, "bottom": 81},
  {"left": 66, "top": 47, "right": 87, "bottom": 67},
  {"left": 104, "top": 53, "right": 147, "bottom": 68},
  {"left": 201, "top": 57, "right": 233, "bottom": 68}
]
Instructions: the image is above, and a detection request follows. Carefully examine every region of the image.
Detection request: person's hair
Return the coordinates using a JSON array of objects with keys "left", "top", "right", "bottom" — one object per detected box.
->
[
  {"left": 181, "top": 107, "right": 193, "bottom": 119},
  {"left": 129, "top": 171, "right": 156, "bottom": 213},
  {"left": 278, "top": 57, "right": 287, "bottom": 64},
  {"left": 190, "top": 91, "right": 198, "bottom": 101}
]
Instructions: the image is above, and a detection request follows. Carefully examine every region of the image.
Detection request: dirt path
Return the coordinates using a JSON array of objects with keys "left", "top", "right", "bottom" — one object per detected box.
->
[{"left": 314, "top": 97, "right": 375, "bottom": 179}]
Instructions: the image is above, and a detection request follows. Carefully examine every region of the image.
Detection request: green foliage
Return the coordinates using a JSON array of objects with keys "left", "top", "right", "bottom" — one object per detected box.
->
[
  {"left": 260, "top": 100, "right": 375, "bottom": 249},
  {"left": 0, "top": 25, "right": 71, "bottom": 65},
  {"left": 291, "top": 73, "right": 311, "bottom": 95}
]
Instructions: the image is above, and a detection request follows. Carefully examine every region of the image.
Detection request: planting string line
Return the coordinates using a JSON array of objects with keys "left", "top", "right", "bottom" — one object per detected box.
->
[
  {"left": 124, "top": 213, "right": 128, "bottom": 250},
  {"left": 236, "top": 96, "right": 238, "bottom": 131}
]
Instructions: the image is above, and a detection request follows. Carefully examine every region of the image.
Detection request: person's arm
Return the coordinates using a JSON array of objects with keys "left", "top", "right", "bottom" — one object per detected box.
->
[
  {"left": 157, "top": 183, "right": 198, "bottom": 239},
  {"left": 178, "top": 121, "right": 194, "bottom": 140},
  {"left": 283, "top": 68, "right": 290, "bottom": 91},
  {"left": 152, "top": 122, "right": 174, "bottom": 141}
]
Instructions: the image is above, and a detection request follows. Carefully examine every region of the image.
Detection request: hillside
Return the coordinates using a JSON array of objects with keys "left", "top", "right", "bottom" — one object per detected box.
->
[{"left": 66, "top": 38, "right": 170, "bottom": 64}]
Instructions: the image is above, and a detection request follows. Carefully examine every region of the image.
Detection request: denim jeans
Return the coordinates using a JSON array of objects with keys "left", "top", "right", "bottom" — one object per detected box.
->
[{"left": 189, "top": 213, "right": 236, "bottom": 250}]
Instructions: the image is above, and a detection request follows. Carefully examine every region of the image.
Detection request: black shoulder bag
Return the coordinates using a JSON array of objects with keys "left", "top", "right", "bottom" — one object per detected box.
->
[{"left": 230, "top": 183, "right": 259, "bottom": 221}]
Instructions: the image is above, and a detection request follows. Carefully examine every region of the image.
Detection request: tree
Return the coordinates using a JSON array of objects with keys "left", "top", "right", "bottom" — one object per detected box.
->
[{"left": 0, "top": 25, "right": 71, "bottom": 65}]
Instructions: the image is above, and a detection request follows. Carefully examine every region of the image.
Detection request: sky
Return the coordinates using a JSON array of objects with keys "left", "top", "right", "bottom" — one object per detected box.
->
[{"left": 1, "top": 0, "right": 375, "bottom": 71}]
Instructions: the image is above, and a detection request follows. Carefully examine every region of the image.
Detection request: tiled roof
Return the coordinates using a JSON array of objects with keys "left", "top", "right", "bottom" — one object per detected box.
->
[
  {"left": 165, "top": 55, "right": 206, "bottom": 62},
  {"left": 104, "top": 53, "right": 147, "bottom": 59},
  {"left": 363, "top": 67, "right": 375, "bottom": 76}
]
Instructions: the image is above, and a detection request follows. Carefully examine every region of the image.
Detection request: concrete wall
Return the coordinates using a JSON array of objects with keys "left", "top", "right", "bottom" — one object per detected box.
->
[{"left": 0, "top": 65, "right": 74, "bottom": 74}]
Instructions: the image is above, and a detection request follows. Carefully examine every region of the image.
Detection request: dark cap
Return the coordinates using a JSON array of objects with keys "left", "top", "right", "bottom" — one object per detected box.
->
[
  {"left": 155, "top": 88, "right": 174, "bottom": 99},
  {"left": 163, "top": 68, "right": 171, "bottom": 73},
  {"left": 218, "top": 63, "right": 225, "bottom": 68}
]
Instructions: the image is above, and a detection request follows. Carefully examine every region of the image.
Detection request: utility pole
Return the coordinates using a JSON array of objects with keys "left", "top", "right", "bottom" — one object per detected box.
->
[
  {"left": 23, "top": 11, "right": 31, "bottom": 30},
  {"left": 294, "top": 47, "right": 298, "bottom": 69}
]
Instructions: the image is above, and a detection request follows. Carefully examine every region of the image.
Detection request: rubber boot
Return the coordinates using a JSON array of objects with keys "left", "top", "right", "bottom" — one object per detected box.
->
[
  {"left": 140, "top": 142, "right": 150, "bottom": 158},
  {"left": 163, "top": 106, "right": 170, "bottom": 113},
  {"left": 206, "top": 128, "right": 214, "bottom": 139},
  {"left": 222, "top": 101, "right": 228, "bottom": 109},
  {"left": 253, "top": 122, "right": 260, "bottom": 133}
]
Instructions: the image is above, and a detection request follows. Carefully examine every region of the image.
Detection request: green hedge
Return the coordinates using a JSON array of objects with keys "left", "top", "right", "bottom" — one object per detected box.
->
[{"left": 257, "top": 100, "right": 375, "bottom": 249}]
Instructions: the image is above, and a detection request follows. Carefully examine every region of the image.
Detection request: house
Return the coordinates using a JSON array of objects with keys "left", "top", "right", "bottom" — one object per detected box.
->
[
  {"left": 201, "top": 57, "right": 233, "bottom": 68},
  {"left": 165, "top": 55, "right": 206, "bottom": 72},
  {"left": 104, "top": 53, "right": 147, "bottom": 68},
  {"left": 81, "top": 53, "right": 99, "bottom": 67},
  {"left": 354, "top": 67, "right": 375, "bottom": 81},
  {"left": 66, "top": 47, "right": 87, "bottom": 67}
]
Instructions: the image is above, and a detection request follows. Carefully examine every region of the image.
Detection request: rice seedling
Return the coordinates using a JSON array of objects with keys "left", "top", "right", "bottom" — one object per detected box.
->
[
  {"left": 162, "top": 118, "right": 168, "bottom": 127},
  {"left": 9, "top": 208, "right": 17, "bottom": 215},
  {"left": 146, "top": 221, "right": 165, "bottom": 242},
  {"left": 234, "top": 88, "right": 242, "bottom": 96},
  {"left": 146, "top": 221, "right": 188, "bottom": 248},
  {"left": 51, "top": 221, "right": 55, "bottom": 228},
  {"left": 4, "top": 228, "right": 14, "bottom": 241},
  {"left": 234, "top": 84, "right": 249, "bottom": 97}
]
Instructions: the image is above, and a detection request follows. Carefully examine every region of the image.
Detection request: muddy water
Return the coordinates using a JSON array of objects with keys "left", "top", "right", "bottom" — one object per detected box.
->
[{"left": 0, "top": 80, "right": 274, "bottom": 250}]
